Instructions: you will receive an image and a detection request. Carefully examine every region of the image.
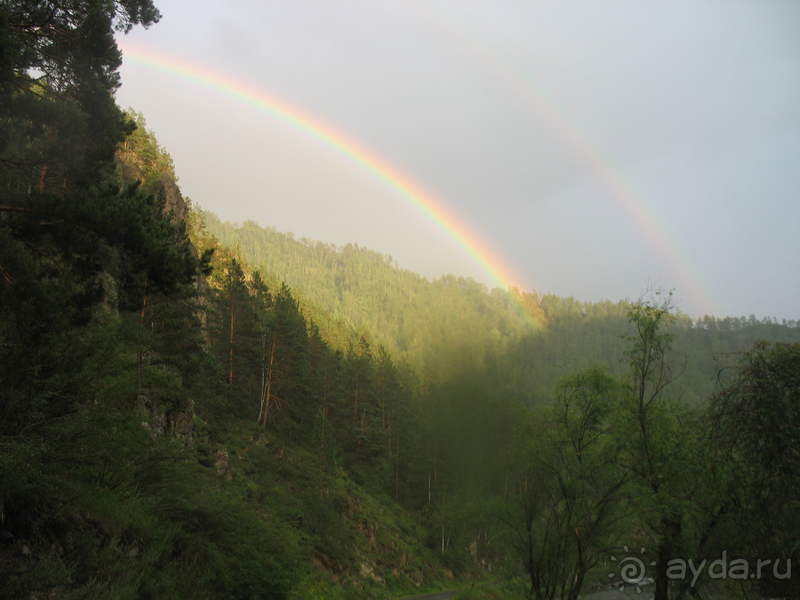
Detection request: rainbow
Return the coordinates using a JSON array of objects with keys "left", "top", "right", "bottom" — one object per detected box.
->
[
  {"left": 118, "top": 33, "right": 718, "bottom": 320},
  {"left": 116, "top": 41, "right": 534, "bottom": 303}
]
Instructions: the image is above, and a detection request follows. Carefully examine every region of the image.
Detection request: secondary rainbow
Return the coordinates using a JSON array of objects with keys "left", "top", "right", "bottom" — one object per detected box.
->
[
  {"left": 415, "top": 3, "right": 719, "bottom": 315},
  {"left": 118, "top": 41, "right": 531, "bottom": 300}
]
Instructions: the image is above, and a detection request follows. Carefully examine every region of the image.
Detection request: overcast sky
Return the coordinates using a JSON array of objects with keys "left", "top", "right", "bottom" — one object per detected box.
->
[{"left": 115, "top": 0, "right": 800, "bottom": 321}]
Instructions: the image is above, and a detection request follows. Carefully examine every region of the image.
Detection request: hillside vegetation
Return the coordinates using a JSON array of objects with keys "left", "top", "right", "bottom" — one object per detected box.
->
[{"left": 205, "top": 214, "right": 800, "bottom": 407}]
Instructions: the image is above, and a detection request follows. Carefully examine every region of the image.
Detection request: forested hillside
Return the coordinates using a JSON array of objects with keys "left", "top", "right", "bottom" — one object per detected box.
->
[
  {"left": 2, "top": 3, "right": 799, "bottom": 600},
  {"left": 0, "top": 4, "right": 456, "bottom": 598},
  {"left": 203, "top": 214, "right": 546, "bottom": 371},
  {"left": 204, "top": 215, "right": 800, "bottom": 406}
]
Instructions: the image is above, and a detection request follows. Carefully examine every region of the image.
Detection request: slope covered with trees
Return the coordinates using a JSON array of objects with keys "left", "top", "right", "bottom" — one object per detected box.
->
[
  {"left": 203, "top": 214, "right": 546, "bottom": 374},
  {"left": 201, "top": 202, "right": 800, "bottom": 600},
  {"left": 204, "top": 215, "right": 800, "bottom": 407},
  {"left": 0, "top": 4, "right": 452, "bottom": 598}
]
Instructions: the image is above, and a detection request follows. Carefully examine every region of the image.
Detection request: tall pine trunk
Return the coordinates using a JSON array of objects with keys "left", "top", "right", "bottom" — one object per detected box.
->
[
  {"left": 137, "top": 282, "right": 148, "bottom": 389},
  {"left": 318, "top": 373, "right": 327, "bottom": 500},
  {"left": 261, "top": 333, "right": 277, "bottom": 427}
]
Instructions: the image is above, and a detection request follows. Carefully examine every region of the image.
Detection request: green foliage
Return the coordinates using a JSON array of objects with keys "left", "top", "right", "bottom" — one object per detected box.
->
[
  {"left": 0, "top": 6, "right": 309, "bottom": 596},
  {"left": 201, "top": 213, "right": 545, "bottom": 372},
  {"left": 503, "top": 366, "right": 627, "bottom": 600},
  {"left": 0, "top": 1, "right": 160, "bottom": 193},
  {"left": 202, "top": 213, "right": 800, "bottom": 597},
  {"left": 199, "top": 216, "right": 800, "bottom": 410},
  {"left": 612, "top": 292, "right": 697, "bottom": 600},
  {"left": 117, "top": 110, "right": 178, "bottom": 192},
  {"left": 496, "top": 293, "right": 800, "bottom": 600},
  {"left": 707, "top": 342, "right": 800, "bottom": 599}
]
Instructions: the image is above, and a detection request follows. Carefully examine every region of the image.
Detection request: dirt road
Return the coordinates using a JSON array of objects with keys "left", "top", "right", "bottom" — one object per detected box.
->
[
  {"left": 396, "top": 592, "right": 457, "bottom": 600},
  {"left": 396, "top": 583, "right": 643, "bottom": 600}
]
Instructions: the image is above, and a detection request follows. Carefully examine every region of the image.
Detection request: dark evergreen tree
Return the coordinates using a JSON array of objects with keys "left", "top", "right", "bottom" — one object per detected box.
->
[{"left": 0, "top": 1, "right": 160, "bottom": 193}]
